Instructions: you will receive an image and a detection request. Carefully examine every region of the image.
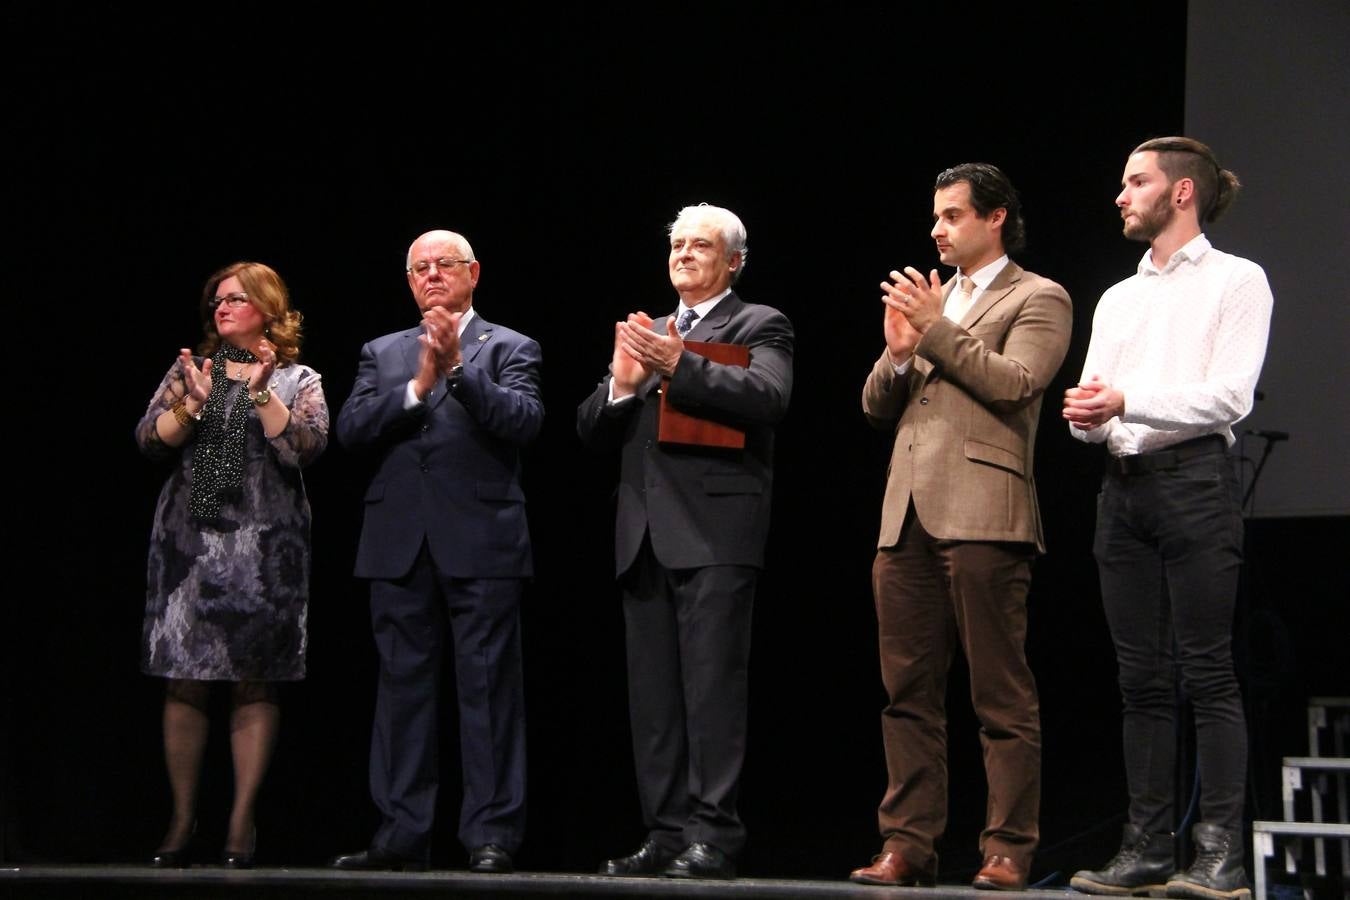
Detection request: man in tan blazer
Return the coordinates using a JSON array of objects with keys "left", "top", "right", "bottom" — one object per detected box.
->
[{"left": 850, "top": 164, "right": 1071, "bottom": 892}]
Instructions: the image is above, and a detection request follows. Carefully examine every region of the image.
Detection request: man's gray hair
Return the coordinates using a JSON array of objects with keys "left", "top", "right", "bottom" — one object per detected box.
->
[
  {"left": 406, "top": 230, "right": 476, "bottom": 270},
  {"left": 668, "top": 203, "right": 749, "bottom": 281}
]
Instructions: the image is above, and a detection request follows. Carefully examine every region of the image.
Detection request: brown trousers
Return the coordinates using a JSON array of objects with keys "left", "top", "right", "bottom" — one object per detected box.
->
[{"left": 871, "top": 509, "right": 1041, "bottom": 870}]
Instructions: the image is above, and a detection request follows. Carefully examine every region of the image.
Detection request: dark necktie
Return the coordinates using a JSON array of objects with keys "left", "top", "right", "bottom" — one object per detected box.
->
[{"left": 676, "top": 308, "right": 700, "bottom": 337}]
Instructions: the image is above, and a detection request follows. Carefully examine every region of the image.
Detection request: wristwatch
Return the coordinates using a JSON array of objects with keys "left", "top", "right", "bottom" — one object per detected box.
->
[
  {"left": 447, "top": 364, "right": 464, "bottom": 387},
  {"left": 250, "top": 388, "right": 272, "bottom": 407}
]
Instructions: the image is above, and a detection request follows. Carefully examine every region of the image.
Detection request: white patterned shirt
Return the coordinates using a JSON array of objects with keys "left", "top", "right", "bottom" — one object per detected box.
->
[{"left": 1072, "top": 234, "right": 1272, "bottom": 455}]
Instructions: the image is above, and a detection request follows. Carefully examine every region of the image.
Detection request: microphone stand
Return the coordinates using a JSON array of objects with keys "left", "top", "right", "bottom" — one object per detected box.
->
[{"left": 1241, "top": 431, "right": 1289, "bottom": 513}]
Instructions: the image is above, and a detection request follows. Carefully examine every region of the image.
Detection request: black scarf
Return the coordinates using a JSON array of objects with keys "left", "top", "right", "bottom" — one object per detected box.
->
[{"left": 188, "top": 343, "right": 258, "bottom": 523}]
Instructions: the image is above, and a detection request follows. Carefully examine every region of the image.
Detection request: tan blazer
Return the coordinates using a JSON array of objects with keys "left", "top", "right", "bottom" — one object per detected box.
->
[{"left": 863, "top": 261, "right": 1072, "bottom": 553}]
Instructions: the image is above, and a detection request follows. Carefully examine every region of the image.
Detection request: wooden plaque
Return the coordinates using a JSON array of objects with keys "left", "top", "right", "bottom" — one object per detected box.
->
[{"left": 658, "top": 340, "right": 750, "bottom": 449}]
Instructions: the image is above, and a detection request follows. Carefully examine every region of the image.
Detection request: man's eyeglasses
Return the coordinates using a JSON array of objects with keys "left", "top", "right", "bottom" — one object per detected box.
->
[
  {"left": 408, "top": 257, "right": 473, "bottom": 277},
  {"left": 208, "top": 292, "right": 251, "bottom": 310}
]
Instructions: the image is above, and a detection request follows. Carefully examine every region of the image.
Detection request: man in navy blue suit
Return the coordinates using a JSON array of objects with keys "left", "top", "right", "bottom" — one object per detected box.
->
[{"left": 331, "top": 230, "right": 542, "bottom": 874}]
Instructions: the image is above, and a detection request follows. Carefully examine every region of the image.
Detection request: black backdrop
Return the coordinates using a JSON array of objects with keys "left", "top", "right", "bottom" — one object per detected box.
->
[{"left": 7, "top": 3, "right": 1347, "bottom": 883}]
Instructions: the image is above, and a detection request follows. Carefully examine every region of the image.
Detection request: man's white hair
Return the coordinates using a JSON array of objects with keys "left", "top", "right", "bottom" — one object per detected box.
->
[
  {"left": 668, "top": 203, "right": 749, "bottom": 281},
  {"left": 406, "top": 230, "right": 476, "bottom": 270}
]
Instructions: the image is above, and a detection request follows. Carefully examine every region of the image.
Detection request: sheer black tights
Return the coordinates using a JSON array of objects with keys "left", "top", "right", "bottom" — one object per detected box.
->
[{"left": 158, "top": 679, "right": 279, "bottom": 855}]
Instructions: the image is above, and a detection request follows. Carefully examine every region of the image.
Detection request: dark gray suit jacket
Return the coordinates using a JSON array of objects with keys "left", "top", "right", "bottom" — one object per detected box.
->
[{"left": 577, "top": 292, "right": 794, "bottom": 576}]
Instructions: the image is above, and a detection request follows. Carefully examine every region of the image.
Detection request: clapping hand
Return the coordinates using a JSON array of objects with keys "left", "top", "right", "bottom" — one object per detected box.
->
[
  {"left": 179, "top": 348, "right": 212, "bottom": 403},
  {"left": 881, "top": 266, "right": 945, "bottom": 335},
  {"left": 249, "top": 338, "right": 278, "bottom": 393},
  {"left": 413, "top": 308, "right": 464, "bottom": 400},
  {"left": 611, "top": 312, "right": 654, "bottom": 397},
  {"left": 618, "top": 312, "right": 684, "bottom": 377}
]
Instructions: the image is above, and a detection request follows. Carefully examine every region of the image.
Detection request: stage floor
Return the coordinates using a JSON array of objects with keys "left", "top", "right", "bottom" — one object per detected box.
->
[{"left": 0, "top": 864, "right": 1079, "bottom": 898}]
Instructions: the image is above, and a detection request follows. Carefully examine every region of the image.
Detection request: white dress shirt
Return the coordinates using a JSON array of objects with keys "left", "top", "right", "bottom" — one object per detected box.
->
[
  {"left": 1072, "top": 234, "right": 1273, "bottom": 455},
  {"left": 676, "top": 288, "right": 732, "bottom": 330},
  {"left": 947, "top": 255, "right": 1008, "bottom": 321}
]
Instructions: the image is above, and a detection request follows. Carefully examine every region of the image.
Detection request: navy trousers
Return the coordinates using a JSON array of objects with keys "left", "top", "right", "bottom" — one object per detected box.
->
[{"left": 368, "top": 548, "right": 527, "bottom": 857}]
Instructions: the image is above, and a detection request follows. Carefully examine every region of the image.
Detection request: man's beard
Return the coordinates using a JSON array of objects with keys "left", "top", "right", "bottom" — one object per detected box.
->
[{"left": 1122, "top": 190, "right": 1175, "bottom": 242}]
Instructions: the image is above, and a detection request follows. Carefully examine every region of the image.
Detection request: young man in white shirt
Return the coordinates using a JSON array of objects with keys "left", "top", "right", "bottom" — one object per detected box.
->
[{"left": 1064, "top": 137, "right": 1272, "bottom": 900}]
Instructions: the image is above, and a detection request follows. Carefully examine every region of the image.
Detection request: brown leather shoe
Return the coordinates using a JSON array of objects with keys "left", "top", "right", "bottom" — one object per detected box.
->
[
  {"left": 849, "top": 850, "right": 936, "bottom": 886},
  {"left": 973, "top": 854, "right": 1027, "bottom": 891}
]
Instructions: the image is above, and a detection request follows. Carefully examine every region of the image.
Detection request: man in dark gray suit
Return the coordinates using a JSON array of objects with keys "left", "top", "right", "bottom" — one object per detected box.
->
[
  {"left": 332, "top": 230, "right": 542, "bottom": 874},
  {"left": 578, "top": 204, "right": 793, "bottom": 880}
]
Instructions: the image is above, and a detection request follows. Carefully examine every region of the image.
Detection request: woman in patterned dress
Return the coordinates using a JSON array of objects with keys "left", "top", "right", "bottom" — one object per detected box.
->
[{"left": 135, "top": 262, "right": 327, "bottom": 867}]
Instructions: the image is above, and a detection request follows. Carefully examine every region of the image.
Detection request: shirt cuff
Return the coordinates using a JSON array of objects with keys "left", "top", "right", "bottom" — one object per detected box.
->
[
  {"left": 403, "top": 380, "right": 425, "bottom": 410},
  {"left": 606, "top": 378, "right": 637, "bottom": 406}
]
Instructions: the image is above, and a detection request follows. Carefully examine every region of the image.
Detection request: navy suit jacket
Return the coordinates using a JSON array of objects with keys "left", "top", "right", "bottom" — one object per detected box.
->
[
  {"left": 337, "top": 313, "right": 543, "bottom": 580},
  {"left": 577, "top": 292, "right": 793, "bottom": 577}
]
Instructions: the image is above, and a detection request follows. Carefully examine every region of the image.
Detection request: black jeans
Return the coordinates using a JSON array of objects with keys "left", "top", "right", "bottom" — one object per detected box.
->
[{"left": 1094, "top": 440, "right": 1247, "bottom": 832}]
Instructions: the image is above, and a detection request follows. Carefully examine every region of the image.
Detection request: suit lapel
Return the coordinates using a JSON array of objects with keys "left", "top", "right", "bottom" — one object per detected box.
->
[
  {"left": 683, "top": 291, "right": 741, "bottom": 342},
  {"left": 399, "top": 328, "right": 422, "bottom": 378},
  {"left": 960, "top": 261, "right": 1024, "bottom": 328},
  {"left": 462, "top": 313, "right": 493, "bottom": 364}
]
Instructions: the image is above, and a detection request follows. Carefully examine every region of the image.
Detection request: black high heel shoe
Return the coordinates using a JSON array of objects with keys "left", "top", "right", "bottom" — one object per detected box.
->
[
  {"left": 220, "top": 849, "right": 254, "bottom": 869},
  {"left": 150, "top": 847, "right": 191, "bottom": 868},
  {"left": 221, "top": 827, "right": 256, "bottom": 869},
  {"left": 151, "top": 823, "right": 196, "bottom": 868}
]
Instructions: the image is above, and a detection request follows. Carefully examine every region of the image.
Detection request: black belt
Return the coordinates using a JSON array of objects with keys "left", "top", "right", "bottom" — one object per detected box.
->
[{"left": 1106, "top": 434, "right": 1226, "bottom": 477}]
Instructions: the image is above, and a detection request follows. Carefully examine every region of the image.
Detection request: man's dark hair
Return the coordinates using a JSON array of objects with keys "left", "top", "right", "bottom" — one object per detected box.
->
[
  {"left": 1132, "top": 136, "right": 1241, "bottom": 224},
  {"left": 934, "top": 163, "right": 1026, "bottom": 255}
]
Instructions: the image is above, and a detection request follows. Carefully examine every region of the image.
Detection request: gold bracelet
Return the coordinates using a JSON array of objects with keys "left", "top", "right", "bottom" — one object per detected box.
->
[{"left": 171, "top": 401, "right": 198, "bottom": 428}]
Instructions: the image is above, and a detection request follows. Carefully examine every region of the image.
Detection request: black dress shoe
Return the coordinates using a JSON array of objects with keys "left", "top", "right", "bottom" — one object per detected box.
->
[
  {"left": 600, "top": 839, "right": 679, "bottom": 876},
  {"left": 468, "top": 843, "right": 513, "bottom": 874},
  {"left": 329, "top": 847, "right": 429, "bottom": 871},
  {"left": 663, "top": 842, "right": 735, "bottom": 880}
]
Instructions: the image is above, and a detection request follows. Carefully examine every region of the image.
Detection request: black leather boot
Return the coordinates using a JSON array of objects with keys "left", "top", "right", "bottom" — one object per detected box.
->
[
  {"left": 1165, "top": 823, "right": 1250, "bottom": 899},
  {"left": 1071, "top": 823, "right": 1175, "bottom": 895}
]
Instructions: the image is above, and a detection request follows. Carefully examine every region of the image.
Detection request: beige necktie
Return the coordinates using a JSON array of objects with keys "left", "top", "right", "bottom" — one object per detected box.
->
[{"left": 948, "top": 275, "right": 976, "bottom": 322}]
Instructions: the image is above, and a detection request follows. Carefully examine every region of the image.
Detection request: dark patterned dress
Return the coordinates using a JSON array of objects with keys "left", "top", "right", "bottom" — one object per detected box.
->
[{"left": 136, "top": 359, "right": 328, "bottom": 681}]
